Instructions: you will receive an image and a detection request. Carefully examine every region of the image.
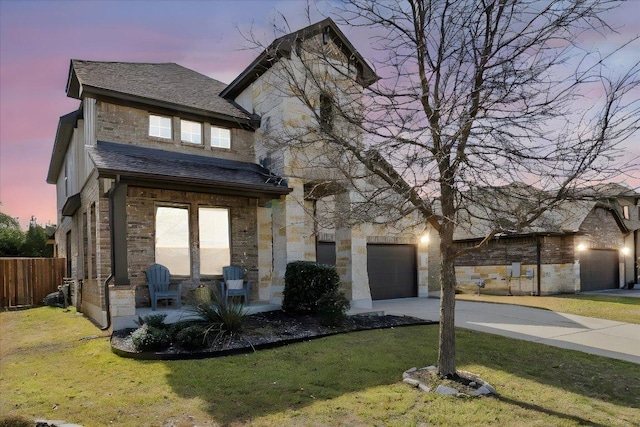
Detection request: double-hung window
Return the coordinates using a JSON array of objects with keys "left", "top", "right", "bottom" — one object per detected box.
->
[
  {"left": 199, "top": 208, "right": 230, "bottom": 275},
  {"left": 211, "top": 126, "right": 231, "bottom": 149},
  {"left": 181, "top": 120, "right": 202, "bottom": 144},
  {"left": 154, "top": 206, "right": 230, "bottom": 277},
  {"left": 155, "top": 206, "right": 190, "bottom": 275},
  {"left": 149, "top": 115, "right": 172, "bottom": 139}
]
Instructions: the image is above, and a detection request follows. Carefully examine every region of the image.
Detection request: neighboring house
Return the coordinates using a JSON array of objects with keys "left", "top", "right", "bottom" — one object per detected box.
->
[
  {"left": 440, "top": 183, "right": 639, "bottom": 295},
  {"left": 46, "top": 19, "right": 430, "bottom": 330}
]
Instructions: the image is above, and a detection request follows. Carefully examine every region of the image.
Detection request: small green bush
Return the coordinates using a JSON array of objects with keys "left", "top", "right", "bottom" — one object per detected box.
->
[
  {"left": 282, "top": 261, "right": 341, "bottom": 314},
  {"left": 175, "top": 324, "right": 209, "bottom": 350},
  {"left": 135, "top": 313, "right": 168, "bottom": 329},
  {"left": 130, "top": 324, "right": 171, "bottom": 351}
]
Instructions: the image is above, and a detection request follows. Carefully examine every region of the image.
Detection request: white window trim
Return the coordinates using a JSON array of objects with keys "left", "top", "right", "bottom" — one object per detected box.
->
[
  {"left": 149, "top": 115, "right": 172, "bottom": 139},
  {"left": 211, "top": 126, "right": 231, "bottom": 149},
  {"left": 181, "top": 119, "right": 202, "bottom": 144}
]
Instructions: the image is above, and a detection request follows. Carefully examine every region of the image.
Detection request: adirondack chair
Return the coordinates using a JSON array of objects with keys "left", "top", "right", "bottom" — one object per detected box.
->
[
  {"left": 146, "top": 263, "right": 182, "bottom": 310},
  {"left": 219, "top": 265, "right": 251, "bottom": 304}
]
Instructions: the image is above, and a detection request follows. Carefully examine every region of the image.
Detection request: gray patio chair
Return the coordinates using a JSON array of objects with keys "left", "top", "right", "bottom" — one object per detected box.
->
[
  {"left": 146, "top": 263, "right": 182, "bottom": 310},
  {"left": 219, "top": 265, "right": 251, "bottom": 304}
]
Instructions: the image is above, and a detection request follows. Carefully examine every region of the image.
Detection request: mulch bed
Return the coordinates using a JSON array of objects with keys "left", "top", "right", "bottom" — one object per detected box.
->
[{"left": 111, "top": 310, "right": 435, "bottom": 360}]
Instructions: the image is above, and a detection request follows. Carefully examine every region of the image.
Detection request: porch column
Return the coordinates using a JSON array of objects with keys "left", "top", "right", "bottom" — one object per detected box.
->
[
  {"left": 109, "top": 181, "right": 129, "bottom": 285},
  {"left": 270, "top": 178, "right": 307, "bottom": 304},
  {"left": 335, "top": 191, "right": 371, "bottom": 309}
]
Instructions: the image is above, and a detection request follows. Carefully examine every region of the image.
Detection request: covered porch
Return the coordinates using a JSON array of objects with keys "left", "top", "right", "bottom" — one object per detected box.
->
[{"left": 122, "top": 301, "right": 282, "bottom": 329}]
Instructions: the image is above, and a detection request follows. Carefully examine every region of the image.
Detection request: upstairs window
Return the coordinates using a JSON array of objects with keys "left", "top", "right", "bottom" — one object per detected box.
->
[
  {"left": 149, "top": 115, "right": 172, "bottom": 139},
  {"left": 319, "top": 92, "right": 333, "bottom": 131},
  {"left": 181, "top": 120, "right": 202, "bottom": 144},
  {"left": 211, "top": 126, "right": 231, "bottom": 149},
  {"left": 623, "top": 205, "right": 630, "bottom": 220}
]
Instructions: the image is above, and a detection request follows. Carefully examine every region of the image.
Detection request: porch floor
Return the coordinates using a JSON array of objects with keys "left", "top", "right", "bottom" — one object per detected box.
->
[{"left": 135, "top": 301, "right": 281, "bottom": 325}]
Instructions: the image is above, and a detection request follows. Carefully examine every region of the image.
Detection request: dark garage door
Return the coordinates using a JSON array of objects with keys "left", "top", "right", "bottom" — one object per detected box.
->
[
  {"left": 580, "top": 249, "right": 619, "bottom": 291},
  {"left": 367, "top": 244, "right": 417, "bottom": 300}
]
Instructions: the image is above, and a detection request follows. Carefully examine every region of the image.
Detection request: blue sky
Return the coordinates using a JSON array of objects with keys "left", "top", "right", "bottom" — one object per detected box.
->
[{"left": 0, "top": 0, "right": 638, "bottom": 228}]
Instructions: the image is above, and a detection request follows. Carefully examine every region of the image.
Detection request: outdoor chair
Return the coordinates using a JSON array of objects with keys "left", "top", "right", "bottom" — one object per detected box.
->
[
  {"left": 219, "top": 265, "right": 251, "bottom": 304},
  {"left": 146, "top": 263, "right": 182, "bottom": 310}
]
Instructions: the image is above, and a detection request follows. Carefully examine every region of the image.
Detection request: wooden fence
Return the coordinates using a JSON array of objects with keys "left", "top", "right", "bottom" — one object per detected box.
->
[{"left": 0, "top": 258, "right": 66, "bottom": 308}]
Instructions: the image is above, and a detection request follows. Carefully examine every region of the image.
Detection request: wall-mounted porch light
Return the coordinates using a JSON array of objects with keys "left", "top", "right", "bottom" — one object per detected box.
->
[
  {"left": 577, "top": 243, "right": 586, "bottom": 252},
  {"left": 621, "top": 247, "right": 630, "bottom": 255},
  {"left": 420, "top": 234, "right": 430, "bottom": 245}
]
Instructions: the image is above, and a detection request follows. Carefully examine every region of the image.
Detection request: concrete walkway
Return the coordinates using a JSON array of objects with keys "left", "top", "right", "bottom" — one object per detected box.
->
[{"left": 353, "top": 297, "right": 640, "bottom": 364}]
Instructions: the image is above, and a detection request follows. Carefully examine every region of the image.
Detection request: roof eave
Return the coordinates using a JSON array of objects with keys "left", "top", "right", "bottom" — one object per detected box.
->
[
  {"left": 95, "top": 167, "right": 292, "bottom": 197},
  {"left": 46, "top": 110, "right": 82, "bottom": 184},
  {"left": 79, "top": 85, "right": 258, "bottom": 128}
]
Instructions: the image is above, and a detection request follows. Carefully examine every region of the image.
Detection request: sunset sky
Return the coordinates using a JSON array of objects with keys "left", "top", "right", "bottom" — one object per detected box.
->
[{"left": 1, "top": 0, "right": 638, "bottom": 229}]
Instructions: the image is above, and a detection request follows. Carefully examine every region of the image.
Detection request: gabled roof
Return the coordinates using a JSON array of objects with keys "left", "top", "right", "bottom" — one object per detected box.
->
[
  {"left": 453, "top": 183, "right": 630, "bottom": 240},
  {"left": 66, "top": 60, "right": 256, "bottom": 126},
  {"left": 87, "top": 141, "right": 291, "bottom": 197},
  {"left": 221, "top": 18, "right": 379, "bottom": 99},
  {"left": 46, "top": 109, "right": 82, "bottom": 184}
]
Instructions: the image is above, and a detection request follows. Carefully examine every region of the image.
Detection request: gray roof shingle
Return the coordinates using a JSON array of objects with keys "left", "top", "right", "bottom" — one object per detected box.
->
[
  {"left": 68, "top": 60, "right": 254, "bottom": 123},
  {"left": 87, "top": 141, "right": 290, "bottom": 196}
]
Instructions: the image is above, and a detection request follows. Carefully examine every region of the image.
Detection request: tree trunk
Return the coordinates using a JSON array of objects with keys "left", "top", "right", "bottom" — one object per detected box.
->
[{"left": 437, "top": 221, "right": 457, "bottom": 377}]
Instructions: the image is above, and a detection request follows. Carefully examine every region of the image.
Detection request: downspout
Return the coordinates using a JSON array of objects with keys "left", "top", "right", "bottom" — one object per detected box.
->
[
  {"left": 100, "top": 274, "right": 113, "bottom": 331},
  {"left": 101, "top": 175, "right": 121, "bottom": 331},
  {"left": 536, "top": 235, "right": 541, "bottom": 296}
]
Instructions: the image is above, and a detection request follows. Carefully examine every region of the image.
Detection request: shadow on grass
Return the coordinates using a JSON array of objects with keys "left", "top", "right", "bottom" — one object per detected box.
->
[
  {"left": 164, "top": 326, "right": 436, "bottom": 424},
  {"left": 496, "top": 396, "right": 611, "bottom": 427},
  {"left": 163, "top": 325, "right": 640, "bottom": 425}
]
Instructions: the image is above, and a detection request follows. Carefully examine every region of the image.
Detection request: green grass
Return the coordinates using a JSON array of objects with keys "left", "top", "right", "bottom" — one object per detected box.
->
[
  {"left": 1, "top": 307, "right": 639, "bottom": 426},
  {"left": 456, "top": 293, "right": 640, "bottom": 324}
]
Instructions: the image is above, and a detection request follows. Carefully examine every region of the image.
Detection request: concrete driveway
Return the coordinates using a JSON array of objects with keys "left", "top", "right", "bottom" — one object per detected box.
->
[{"left": 355, "top": 297, "right": 640, "bottom": 364}]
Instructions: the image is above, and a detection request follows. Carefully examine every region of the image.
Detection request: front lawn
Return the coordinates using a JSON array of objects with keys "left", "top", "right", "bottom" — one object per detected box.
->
[
  {"left": 456, "top": 293, "right": 640, "bottom": 324},
  {"left": 1, "top": 307, "right": 638, "bottom": 426}
]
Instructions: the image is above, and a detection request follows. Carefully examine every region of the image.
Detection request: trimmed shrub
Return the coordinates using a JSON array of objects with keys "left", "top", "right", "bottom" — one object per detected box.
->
[
  {"left": 318, "top": 291, "right": 350, "bottom": 326},
  {"left": 130, "top": 324, "right": 171, "bottom": 351},
  {"left": 282, "top": 261, "right": 341, "bottom": 314}
]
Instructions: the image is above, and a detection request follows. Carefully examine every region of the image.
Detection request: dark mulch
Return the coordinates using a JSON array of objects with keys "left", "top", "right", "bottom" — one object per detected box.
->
[{"left": 111, "top": 310, "right": 435, "bottom": 360}]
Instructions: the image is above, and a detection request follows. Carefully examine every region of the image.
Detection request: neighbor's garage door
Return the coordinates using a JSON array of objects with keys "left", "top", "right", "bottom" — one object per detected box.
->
[
  {"left": 580, "top": 249, "right": 619, "bottom": 291},
  {"left": 367, "top": 244, "right": 417, "bottom": 300}
]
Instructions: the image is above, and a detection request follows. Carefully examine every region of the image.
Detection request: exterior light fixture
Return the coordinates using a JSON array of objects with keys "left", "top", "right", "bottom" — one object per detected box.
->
[
  {"left": 577, "top": 243, "right": 586, "bottom": 251},
  {"left": 420, "top": 234, "right": 430, "bottom": 244},
  {"left": 621, "top": 247, "right": 630, "bottom": 255}
]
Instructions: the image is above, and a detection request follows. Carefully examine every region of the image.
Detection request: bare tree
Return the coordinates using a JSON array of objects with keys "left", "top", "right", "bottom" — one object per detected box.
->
[{"left": 248, "top": 0, "right": 639, "bottom": 377}]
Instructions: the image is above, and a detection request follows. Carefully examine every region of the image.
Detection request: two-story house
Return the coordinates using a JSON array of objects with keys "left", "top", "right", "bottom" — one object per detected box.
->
[{"left": 47, "top": 19, "right": 431, "bottom": 330}]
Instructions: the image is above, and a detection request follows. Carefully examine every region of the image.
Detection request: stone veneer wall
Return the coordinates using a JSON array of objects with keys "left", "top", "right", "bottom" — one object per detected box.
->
[{"left": 453, "top": 235, "right": 577, "bottom": 294}]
